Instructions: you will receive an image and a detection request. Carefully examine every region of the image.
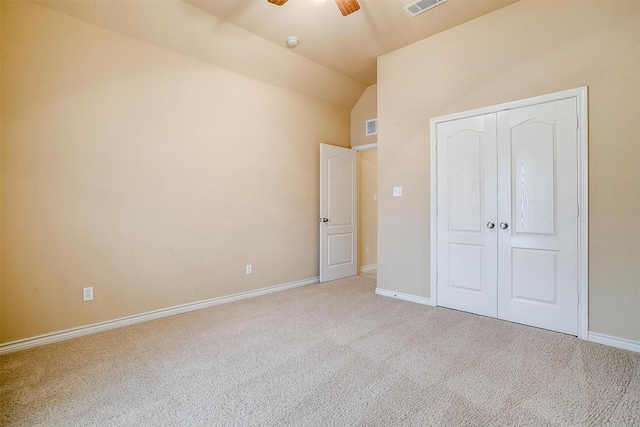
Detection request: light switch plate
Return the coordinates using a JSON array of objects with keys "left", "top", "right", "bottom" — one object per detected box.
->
[{"left": 393, "top": 187, "right": 402, "bottom": 197}]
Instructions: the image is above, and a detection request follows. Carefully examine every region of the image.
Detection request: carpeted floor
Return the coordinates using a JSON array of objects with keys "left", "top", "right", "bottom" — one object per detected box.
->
[{"left": 1, "top": 275, "right": 639, "bottom": 426}]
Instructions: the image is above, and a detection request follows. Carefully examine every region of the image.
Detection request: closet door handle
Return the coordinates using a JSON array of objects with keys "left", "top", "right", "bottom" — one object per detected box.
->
[
  {"left": 500, "top": 222, "right": 509, "bottom": 229},
  {"left": 486, "top": 222, "right": 495, "bottom": 229}
]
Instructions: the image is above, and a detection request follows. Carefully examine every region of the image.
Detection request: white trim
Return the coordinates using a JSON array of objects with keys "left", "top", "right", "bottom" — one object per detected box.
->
[
  {"left": 576, "top": 88, "right": 589, "bottom": 340},
  {"left": 429, "top": 115, "right": 438, "bottom": 311},
  {"left": 0, "top": 277, "right": 319, "bottom": 355},
  {"left": 375, "top": 288, "right": 434, "bottom": 306},
  {"left": 359, "top": 264, "right": 377, "bottom": 274},
  {"left": 429, "top": 87, "right": 589, "bottom": 339},
  {"left": 589, "top": 332, "right": 640, "bottom": 353},
  {"left": 431, "top": 87, "right": 588, "bottom": 124},
  {"left": 352, "top": 143, "right": 377, "bottom": 151}
]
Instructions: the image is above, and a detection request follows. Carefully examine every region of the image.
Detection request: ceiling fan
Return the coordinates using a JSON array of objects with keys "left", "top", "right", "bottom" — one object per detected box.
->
[{"left": 267, "top": 0, "right": 360, "bottom": 16}]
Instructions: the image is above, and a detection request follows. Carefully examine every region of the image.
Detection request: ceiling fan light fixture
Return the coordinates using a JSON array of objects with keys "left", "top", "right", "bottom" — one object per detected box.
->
[{"left": 286, "top": 36, "right": 299, "bottom": 48}]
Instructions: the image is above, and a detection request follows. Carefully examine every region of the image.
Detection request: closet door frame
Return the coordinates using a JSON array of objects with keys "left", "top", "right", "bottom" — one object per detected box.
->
[{"left": 429, "top": 87, "right": 589, "bottom": 339}]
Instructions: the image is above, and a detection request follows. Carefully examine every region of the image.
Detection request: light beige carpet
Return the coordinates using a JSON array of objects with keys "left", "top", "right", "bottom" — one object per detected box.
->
[{"left": 1, "top": 275, "right": 639, "bottom": 426}]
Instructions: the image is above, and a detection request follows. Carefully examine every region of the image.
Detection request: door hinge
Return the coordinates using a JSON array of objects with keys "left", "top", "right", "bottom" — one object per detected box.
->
[
  {"left": 575, "top": 116, "right": 579, "bottom": 129},
  {"left": 577, "top": 204, "right": 580, "bottom": 217}
]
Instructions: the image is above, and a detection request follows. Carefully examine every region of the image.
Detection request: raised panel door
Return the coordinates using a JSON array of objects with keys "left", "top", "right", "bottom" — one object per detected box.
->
[
  {"left": 320, "top": 144, "right": 358, "bottom": 282},
  {"left": 497, "top": 99, "right": 578, "bottom": 335},
  {"left": 436, "top": 114, "right": 498, "bottom": 317}
]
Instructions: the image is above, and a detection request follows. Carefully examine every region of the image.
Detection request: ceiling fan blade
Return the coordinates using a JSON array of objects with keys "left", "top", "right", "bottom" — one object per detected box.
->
[
  {"left": 335, "top": 0, "right": 360, "bottom": 16},
  {"left": 267, "top": 0, "right": 288, "bottom": 5}
]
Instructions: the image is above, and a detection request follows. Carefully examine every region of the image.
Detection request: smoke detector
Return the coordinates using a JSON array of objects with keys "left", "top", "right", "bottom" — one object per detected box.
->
[{"left": 286, "top": 36, "right": 299, "bottom": 48}]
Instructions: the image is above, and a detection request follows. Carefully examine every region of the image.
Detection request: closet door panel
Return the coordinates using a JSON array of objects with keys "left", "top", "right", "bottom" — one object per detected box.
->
[
  {"left": 436, "top": 114, "right": 497, "bottom": 317},
  {"left": 511, "top": 121, "right": 557, "bottom": 236},
  {"left": 497, "top": 99, "right": 578, "bottom": 335}
]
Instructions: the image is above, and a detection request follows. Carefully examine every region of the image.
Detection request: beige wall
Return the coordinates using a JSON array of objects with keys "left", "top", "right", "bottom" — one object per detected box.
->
[
  {"left": 378, "top": 0, "right": 640, "bottom": 341},
  {"left": 33, "top": 0, "right": 366, "bottom": 111},
  {"left": 358, "top": 150, "right": 377, "bottom": 271},
  {"left": 351, "top": 85, "right": 377, "bottom": 147},
  {"left": 0, "top": 1, "right": 350, "bottom": 343}
]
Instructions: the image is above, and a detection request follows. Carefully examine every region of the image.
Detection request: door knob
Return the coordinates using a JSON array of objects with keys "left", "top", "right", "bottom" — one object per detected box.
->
[
  {"left": 319, "top": 218, "right": 329, "bottom": 223},
  {"left": 486, "top": 222, "right": 495, "bottom": 229},
  {"left": 500, "top": 222, "right": 509, "bottom": 229}
]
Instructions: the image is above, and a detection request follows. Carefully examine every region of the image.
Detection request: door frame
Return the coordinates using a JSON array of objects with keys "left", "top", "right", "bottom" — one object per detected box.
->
[
  {"left": 429, "top": 87, "right": 589, "bottom": 339},
  {"left": 353, "top": 144, "right": 378, "bottom": 275},
  {"left": 353, "top": 143, "right": 378, "bottom": 152}
]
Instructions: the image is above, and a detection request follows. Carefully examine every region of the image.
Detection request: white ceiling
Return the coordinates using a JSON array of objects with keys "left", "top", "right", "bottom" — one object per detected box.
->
[{"left": 184, "top": 0, "right": 518, "bottom": 86}]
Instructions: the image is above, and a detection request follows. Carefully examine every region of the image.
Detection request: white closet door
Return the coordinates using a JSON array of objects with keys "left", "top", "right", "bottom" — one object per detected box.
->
[
  {"left": 436, "top": 114, "right": 498, "bottom": 317},
  {"left": 497, "top": 99, "right": 579, "bottom": 335}
]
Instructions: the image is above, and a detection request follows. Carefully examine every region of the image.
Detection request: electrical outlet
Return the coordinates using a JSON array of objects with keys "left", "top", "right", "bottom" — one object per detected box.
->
[
  {"left": 83, "top": 287, "right": 93, "bottom": 302},
  {"left": 246, "top": 264, "right": 252, "bottom": 275},
  {"left": 393, "top": 187, "right": 403, "bottom": 197},
  {"left": 366, "top": 246, "right": 370, "bottom": 255}
]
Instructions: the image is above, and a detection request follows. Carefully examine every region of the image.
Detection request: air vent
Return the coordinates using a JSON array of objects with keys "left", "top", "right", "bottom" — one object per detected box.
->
[
  {"left": 403, "top": 0, "right": 447, "bottom": 17},
  {"left": 365, "top": 118, "right": 378, "bottom": 136}
]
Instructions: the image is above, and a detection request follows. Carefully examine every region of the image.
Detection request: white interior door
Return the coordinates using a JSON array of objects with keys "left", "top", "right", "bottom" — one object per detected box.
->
[
  {"left": 436, "top": 114, "right": 498, "bottom": 317},
  {"left": 320, "top": 143, "right": 357, "bottom": 283},
  {"left": 497, "top": 99, "right": 578, "bottom": 335},
  {"left": 435, "top": 97, "right": 579, "bottom": 335}
]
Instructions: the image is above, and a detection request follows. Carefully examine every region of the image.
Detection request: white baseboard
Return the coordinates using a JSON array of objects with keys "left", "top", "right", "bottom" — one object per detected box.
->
[
  {"left": 359, "top": 264, "right": 377, "bottom": 274},
  {"left": 375, "top": 287, "right": 434, "bottom": 306},
  {"left": 0, "top": 277, "right": 319, "bottom": 355},
  {"left": 588, "top": 331, "right": 640, "bottom": 353}
]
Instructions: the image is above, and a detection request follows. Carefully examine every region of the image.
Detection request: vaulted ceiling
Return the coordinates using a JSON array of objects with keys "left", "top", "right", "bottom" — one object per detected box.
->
[
  {"left": 33, "top": 0, "right": 518, "bottom": 109},
  {"left": 185, "top": 0, "right": 518, "bottom": 86}
]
